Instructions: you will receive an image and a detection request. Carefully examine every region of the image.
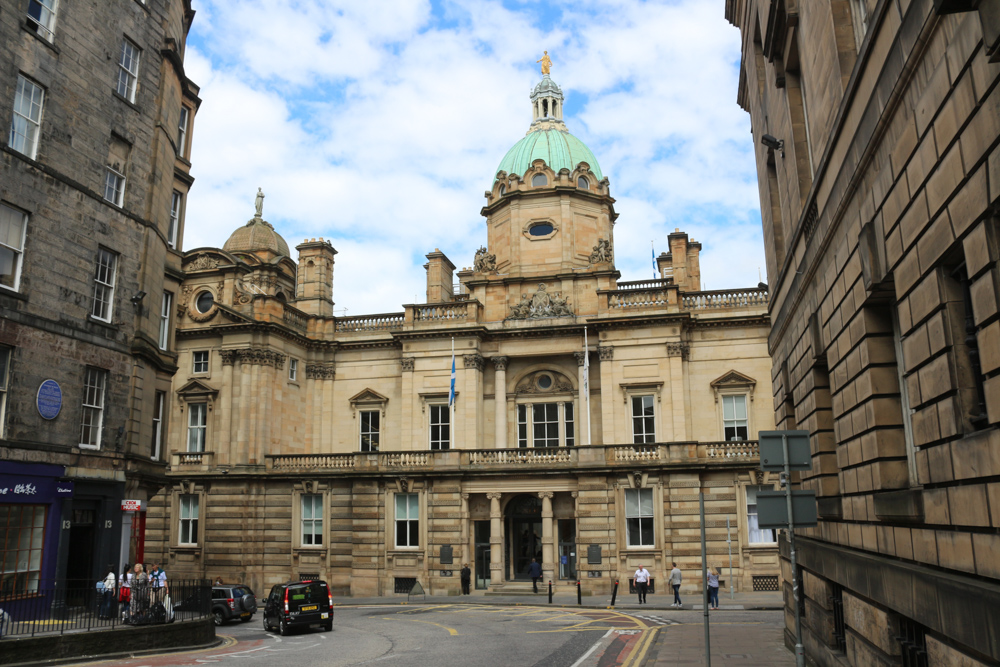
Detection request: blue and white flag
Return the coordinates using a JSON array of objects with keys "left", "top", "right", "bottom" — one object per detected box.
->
[
  {"left": 448, "top": 338, "right": 456, "bottom": 407},
  {"left": 652, "top": 240, "right": 657, "bottom": 279}
]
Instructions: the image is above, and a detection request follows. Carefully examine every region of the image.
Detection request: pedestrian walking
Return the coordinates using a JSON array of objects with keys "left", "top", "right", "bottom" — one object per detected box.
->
[
  {"left": 528, "top": 558, "right": 542, "bottom": 593},
  {"left": 707, "top": 566, "right": 720, "bottom": 610},
  {"left": 669, "top": 562, "right": 683, "bottom": 607},
  {"left": 460, "top": 563, "right": 471, "bottom": 595},
  {"left": 119, "top": 564, "right": 132, "bottom": 619},
  {"left": 99, "top": 566, "right": 117, "bottom": 619},
  {"left": 634, "top": 564, "right": 650, "bottom": 604},
  {"left": 128, "top": 563, "right": 148, "bottom": 623}
]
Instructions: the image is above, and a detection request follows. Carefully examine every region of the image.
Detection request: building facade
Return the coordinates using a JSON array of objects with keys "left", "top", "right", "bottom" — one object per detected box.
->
[
  {"left": 147, "top": 73, "right": 780, "bottom": 599},
  {"left": 727, "top": 0, "right": 999, "bottom": 664},
  {"left": 0, "top": 0, "right": 198, "bottom": 593}
]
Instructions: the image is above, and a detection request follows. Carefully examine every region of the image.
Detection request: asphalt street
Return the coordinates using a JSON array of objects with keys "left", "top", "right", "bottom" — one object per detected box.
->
[{"left": 67, "top": 605, "right": 787, "bottom": 667}]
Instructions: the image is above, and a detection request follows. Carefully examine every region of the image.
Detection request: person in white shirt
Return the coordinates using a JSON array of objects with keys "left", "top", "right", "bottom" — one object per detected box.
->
[
  {"left": 634, "top": 565, "right": 651, "bottom": 604},
  {"left": 669, "top": 563, "right": 683, "bottom": 607}
]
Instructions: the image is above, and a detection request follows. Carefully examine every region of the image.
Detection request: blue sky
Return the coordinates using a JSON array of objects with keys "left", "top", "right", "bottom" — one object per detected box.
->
[{"left": 183, "top": 0, "right": 765, "bottom": 314}]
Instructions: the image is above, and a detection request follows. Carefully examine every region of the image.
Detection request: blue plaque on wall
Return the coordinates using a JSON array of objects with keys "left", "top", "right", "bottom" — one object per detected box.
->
[{"left": 36, "top": 380, "right": 62, "bottom": 420}]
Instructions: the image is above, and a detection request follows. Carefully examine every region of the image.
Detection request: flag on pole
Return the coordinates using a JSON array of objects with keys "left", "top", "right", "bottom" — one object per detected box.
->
[
  {"left": 448, "top": 338, "right": 456, "bottom": 408},
  {"left": 651, "top": 240, "right": 657, "bottom": 279}
]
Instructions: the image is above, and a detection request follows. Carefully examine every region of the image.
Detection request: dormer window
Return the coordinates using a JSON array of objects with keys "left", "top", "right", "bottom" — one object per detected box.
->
[
  {"left": 531, "top": 173, "right": 548, "bottom": 187},
  {"left": 499, "top": 184, "right": 506, "bottom": 196},
  {"left": 578, "top": 177, "right": 588, "bottom": 189}
]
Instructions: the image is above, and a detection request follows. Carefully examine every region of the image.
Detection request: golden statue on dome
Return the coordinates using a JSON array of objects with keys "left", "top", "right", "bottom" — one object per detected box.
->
[{"left": 537, "top": 51, "right": 552, "bottom": 75}]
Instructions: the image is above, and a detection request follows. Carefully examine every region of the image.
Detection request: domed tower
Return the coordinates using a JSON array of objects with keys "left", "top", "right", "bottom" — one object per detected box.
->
[{"left": 479, "top": 67, "right": 617, "bottom": 285}]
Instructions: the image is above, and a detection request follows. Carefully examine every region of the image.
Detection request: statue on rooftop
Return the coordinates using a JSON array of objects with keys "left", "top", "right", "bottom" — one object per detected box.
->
[
  {"left": 254, "top": 187, "right": 265, "bottom": 218},
  {"left": 474, "top": 246, "right": 497, "bottom": 273},
  {"left": 537, "top": 51, "right": 552, "bottom": 76}
]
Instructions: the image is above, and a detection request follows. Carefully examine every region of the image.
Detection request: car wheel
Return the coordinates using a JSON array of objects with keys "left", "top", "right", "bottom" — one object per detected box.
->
[
  {"left": 263, "top": 615, "right": 270, "bottom": 632},
  {"left": 213, "top": 610, "right": 225, "bottom": 626},
  {"left": 279, "top": 619, "right": 289, "bottom": 636},
  {"left": 324, "top": 621, "right": 333, "bottom": 632},
  {"left": 241, "top": 614, "right": 253, "bottom": 622}
]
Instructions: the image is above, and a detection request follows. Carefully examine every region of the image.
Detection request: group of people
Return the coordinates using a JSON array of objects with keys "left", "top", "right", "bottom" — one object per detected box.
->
[
  {"left": 634, "top": 562, "right": 723, "bottom": 609},
  {"left": 97, "top": 561, "right": 169, "bottom": 623}
]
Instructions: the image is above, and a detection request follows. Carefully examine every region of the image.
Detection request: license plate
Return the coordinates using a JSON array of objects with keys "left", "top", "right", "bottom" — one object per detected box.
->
[
  {"left": 321, "top": 613, "right": 329, "bottom": 619},
  {"left": 300, "top": 605, "right": 318, "bottom": 611}
]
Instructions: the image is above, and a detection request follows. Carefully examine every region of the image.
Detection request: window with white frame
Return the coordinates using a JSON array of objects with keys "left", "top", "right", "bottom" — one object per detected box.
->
[
  {"left": 187, "top": 402, "right": 206, "bottom": 452},
  {"left": 179, "top": 494, "right": 198, "bottom": 545},
  {"left": 0, "top": 345, "right": 10, "bottom": 439},
  {"left": 746, "top": 486, "right": 776, "bottom": 544},
  {"left": 301, "top": 494, "right": 323, "bottom": 546},
  {"left": 429, "top": 404, "right": 449, "bottom": 450},
  {"left": 0, "top": 505, "right": 46, "bottom": 593},
  {"left": 395, "top": 493, "right": 419, "bottom": 547},
  {"left": 849, "top": 0, "right": 869, "bottom": 50},
  {"left": 10, "top": 75, "right": 44, "bottom": 159},
  {"left": 631, "top": 395, "right": 655, "bottom": 444},
  {"left": 91, "top": 249, "right": 117, "bottom": 321},
  {"left": 116, "top": 38, "right": 140, "bottom": 102},
  {"left": 192, "top": 350, "right": 209, "bottom": 374},
  {"left": 516, "top": 402, "right": 574, "bottom": 448},
  {"left": 360, "top": 410, "right": 379, "bottom": 452},
  {"left": 168, "top": 191, "right": 182, "bottom": 249},
  {"left": 177, "top": 106, "right": 189, "bottom": 156},
  {"left": 103, "top": 165, "right": 125, "bottom": 206},
  {"left": 625, "top": 488, "right": 654, "bottom": 547},
  {"left": 288, "top": 358, "right": 298, "bottom": 382},
  {"left": 158, "top": 291, "right": 172, "bottom": 350},
  {"left": 151, "top": 390, "right": 165, "bottom": 460},
  {"left": 722, "top": 395, "right": 749, "bottom": 441},
  {"left": 26, "top": 0, "right": 58, "bottom": 41},
  {"left": 80, "top": 367, "right": 107, "bottom": 448},
  {"left": 0, "top": 203, "right": 28, "bottom": 291}
]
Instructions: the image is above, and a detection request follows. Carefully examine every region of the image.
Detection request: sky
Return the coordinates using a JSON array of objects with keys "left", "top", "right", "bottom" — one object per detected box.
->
[{"left": 183, "top": 0, "right": 765, "bottom": 315}]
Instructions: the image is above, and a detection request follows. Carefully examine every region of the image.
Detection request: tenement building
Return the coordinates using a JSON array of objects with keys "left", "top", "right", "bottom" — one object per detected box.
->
[
  {"left": 146, "top": 70, "right": 778, "bottom": 599},
  {"left": 0, "top": 0, "right": 199, "bottom": 592},
  {"left": 727, "top": 1, "right": 1000, "bottom": 665}
]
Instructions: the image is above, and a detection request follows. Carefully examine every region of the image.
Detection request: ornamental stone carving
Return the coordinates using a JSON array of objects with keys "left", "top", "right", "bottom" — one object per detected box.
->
[
  {"left": 306, "top": 363, "right": 336, "bottom": 380},
  {"left": 473, "top": 246, "right": 497, "bottom": 273},
  {"left": 508, "top": 283, "right": 573, "bottom": 319},
  {"left": 573, "top": 351, "right": 589, "bottom": 367},
  {"left": 464, "top": 354, "right": 484, "bottom": 371},
  {"left": 233, "top": 279, "right": 253, "bottom": 305},
  {"left": 589, "top": 238, "right": 613, "bottom": 264},
  {"left": 598, "top": 346, "right": 614, "bottom": 361},
  {"left": 515, "top": 371, "right": 573, "bottom": 394},
  {"left": 492, "top": 356, "right": 509, "bottom": 372},
  {"left": 219, "top": 350, "right": 240, "bottom": 366},
  {"left": 486, "top": 492, "right": 502, "bottom": 500},
  {"left": 188, "top": 254, "right": 219, "bottom": 271},
  {"left": 667, "top": 342, "right": 689, "bottom": 360},
  {"left": 537, "top": 491, "right": 554, "bottom": 499},
  {"left": 400, "top": 357, "right": 415, "bottom": 372},
  {"left": 237, "top": 348, "right": 286, "bottom": 367}
]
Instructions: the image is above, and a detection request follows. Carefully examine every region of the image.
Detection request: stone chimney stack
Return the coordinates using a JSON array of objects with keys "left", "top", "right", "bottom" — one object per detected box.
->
[
  {"left": 425, "top": 249, "right": 455, "bottom": 303},
  {"left": 295, "top": 238, "right": 337, "bottom": 317},
  {"left": 663, "top": 229, "right": 702, "bottom": 291}
]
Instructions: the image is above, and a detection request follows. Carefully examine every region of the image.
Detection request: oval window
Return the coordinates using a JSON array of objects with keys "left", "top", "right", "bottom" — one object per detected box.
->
[
  {"left": 537, "top": 374, "right": 553, "bottom": 390},
  {"left": 529, "top": 223, "right": 554, "bottom": 237},
  {"left": 531, "top": 173, "right": 548, "bottom": 187},
  {"left": 195, "top": 291, "right": 215, "bottom": 313},
  {"left": 577, "top": 177, "right": 588, "bottom": 189}
]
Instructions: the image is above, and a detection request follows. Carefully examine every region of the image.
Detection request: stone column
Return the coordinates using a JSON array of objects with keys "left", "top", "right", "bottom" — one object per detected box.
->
[
  {"left": 236, "top": 352, "right": 251, "bottom": 464},
  {"left": 461, "top": 492, "right": 470, "bottom": 564},
  {"left": 539, "top": 491, "right": 554, "bottom": 584},
  {"left": 493, "top": 357, "right": 508, "bottom": 449},
  {"left": 573, "top": 351, "right": 590, "bottom": 446},
  {"left": 598, "top": 346, "right": 615, "bottom": 445},
  {"left": 219, "top": 350, "right": 237, "bottom": 465},
  {"left": 487, "top": 492, "right": 503, "bottom": 586}
]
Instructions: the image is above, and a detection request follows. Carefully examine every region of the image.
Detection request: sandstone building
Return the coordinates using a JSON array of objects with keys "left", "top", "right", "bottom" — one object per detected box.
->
[
  {"left": 726, "top": 0, "right": 1000, "bottom": 664},
  {"left": 0, "top": 0, "right": 198, "bottom": 591},
  {"left": 147, "top": 72, "right": 780, "bottom": 599}
]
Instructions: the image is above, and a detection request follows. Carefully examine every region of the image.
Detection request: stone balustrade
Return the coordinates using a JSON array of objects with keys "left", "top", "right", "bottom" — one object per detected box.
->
[
  {"left": 682, "top": 288, "right": 768, "bottom": 310},
  {"left": 615, "top": 278, "right": 674, "bottom": 290},
  {"left": 605, "top": 287, "right": 674, "bottom": 309},
  {"left": 409, "top": 300, "right": 479, "bottom": 324},
  {"left": 171, "top": 450, "right": 215, "bottom": 470},
  {"left": 282, "top": 304, "right": 308, "bottom": 331},
  {"left": 334, "top": 312, "right": 405, "bottom": 332},
  {"left": 704, "top": 440, "right": 760, "bottom": 459}
]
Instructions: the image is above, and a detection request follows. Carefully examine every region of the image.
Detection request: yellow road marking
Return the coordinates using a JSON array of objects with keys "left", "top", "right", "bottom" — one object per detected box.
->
[
  {"left": 622, "top": 628, "right": 659, "bottom": 667},
  {"left": 527, "top": 627, "right": 618, "bottom": 634},
  {"left": 383, "top": 616, "right": 459, "bottom": 636}
]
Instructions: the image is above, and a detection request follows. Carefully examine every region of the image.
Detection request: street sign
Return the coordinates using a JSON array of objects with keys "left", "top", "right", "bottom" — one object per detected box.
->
[
  {"left": 756, "top": 490, "right": 818, "bottom": 528},
  {"left": 759, "top": 430, "right": 812, "bottom": 471}
]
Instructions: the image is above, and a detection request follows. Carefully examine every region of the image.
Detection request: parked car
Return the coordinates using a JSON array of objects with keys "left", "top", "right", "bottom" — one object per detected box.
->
[
  {"left": 210, "top": 585, "right": 257, "bottom": 625},
  {"left": 262, "top": 580, "right": 333, "bottom": 635}
]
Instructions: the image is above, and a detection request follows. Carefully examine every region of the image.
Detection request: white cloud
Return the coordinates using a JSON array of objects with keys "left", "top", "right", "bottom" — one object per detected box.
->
[{"left": 184, "top": 0, "right": 765, "bottom": 313}]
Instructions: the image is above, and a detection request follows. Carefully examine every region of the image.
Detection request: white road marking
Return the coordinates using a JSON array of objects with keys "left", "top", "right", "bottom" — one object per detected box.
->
[{"left": 569, "top": 628, "right": 614, "bottom": 667}]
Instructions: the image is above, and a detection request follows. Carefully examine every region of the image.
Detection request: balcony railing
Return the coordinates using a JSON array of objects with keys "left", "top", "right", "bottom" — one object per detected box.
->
[
  {"left": 262, "top": 441, "right": 759, "bottom": 473},
  {"left": 334, "top": 312, "right": 405, "bottom": 332},
  {"left": 682, "top": 288, "right": 768, "bottom": 310},
  {"left": 171, "top": 451, "right": 214, "bottom": 470}
]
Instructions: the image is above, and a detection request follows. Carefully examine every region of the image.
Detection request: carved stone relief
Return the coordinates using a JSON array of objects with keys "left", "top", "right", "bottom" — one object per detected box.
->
[
  {"left": 473, "top": 246, "right": 496, "bottom": 273},
  {"left": 508, "top": 283, "right": 572, "bottom": 319},
  {"left": 589, "top": 238, "right": 613, "bottom": 264}
]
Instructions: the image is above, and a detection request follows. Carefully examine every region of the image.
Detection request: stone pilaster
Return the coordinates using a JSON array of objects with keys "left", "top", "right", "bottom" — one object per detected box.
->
[
  {"left": 487, "top": 492, "right": 503, "bottom": 586},
  {"left": 539, "top": 491, "right": 554, "bottom": 583},
  {"left": 493, "top": 356, "right": 508, "bottom": 449}
]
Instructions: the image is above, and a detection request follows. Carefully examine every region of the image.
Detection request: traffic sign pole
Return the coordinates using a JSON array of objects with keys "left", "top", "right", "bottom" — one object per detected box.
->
[{"left": 783, "top": 433, "right": 805, "bottom": 667}]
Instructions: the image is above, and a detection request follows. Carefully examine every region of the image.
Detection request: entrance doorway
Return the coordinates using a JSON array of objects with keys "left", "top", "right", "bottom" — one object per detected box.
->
[
  {"left": 474, "top": 521, "right": 491, "bottom": 590},
  {"left": 558, "top": 519, "right": 576, "bottom": 580},
  {"left": 505, "top": 495, "right": 542, "bottom": 581},
  {"left": 66, "top": 505, "right": 97, "bottom": 607}
]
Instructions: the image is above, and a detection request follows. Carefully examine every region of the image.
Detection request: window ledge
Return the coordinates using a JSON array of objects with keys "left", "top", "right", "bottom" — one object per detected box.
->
[
  {"left": 744, "top": 542, "right": 778, "bottom": 549},
  {"left": 21, "top": 22, "right": 60, "bottom": 53},
  {"left": 112, "top": 91, "right": 141, "bottom": 112},
  {"left": 0, "top": 287, "right": 28, "bottom": 303}
]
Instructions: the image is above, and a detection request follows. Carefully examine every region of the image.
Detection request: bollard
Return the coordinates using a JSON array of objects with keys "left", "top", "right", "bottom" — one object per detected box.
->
[
  {"left": 610, "top": 580, "right": 618, "bottom": 607},
  {"left": 577, "top": 581, "right": 582, "bottom": 606},
  {"left": 548, "top": 580, "right": 553, "bottom": 604}
]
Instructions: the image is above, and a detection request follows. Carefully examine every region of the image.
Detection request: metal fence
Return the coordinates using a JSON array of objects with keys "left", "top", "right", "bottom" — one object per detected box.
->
[{"left": 0, "top": 579, "right": 211, "bottom": 638}]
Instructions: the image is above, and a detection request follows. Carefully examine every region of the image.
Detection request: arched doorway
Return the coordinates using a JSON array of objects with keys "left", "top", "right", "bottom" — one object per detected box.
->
[{"left": 505, "top": 494, "right": 542, "bottom": 581}]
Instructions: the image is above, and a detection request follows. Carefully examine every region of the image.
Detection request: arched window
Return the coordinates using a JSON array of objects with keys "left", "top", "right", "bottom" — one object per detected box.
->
[
  {"left": 531, "top": 173, "right": 548, "bottom": 187},
  {"left": 577, "top": 177, "right": 588, "bottom": 189},
  {"left": 499, "top": 184, "right": 506, "bottom": 196}
]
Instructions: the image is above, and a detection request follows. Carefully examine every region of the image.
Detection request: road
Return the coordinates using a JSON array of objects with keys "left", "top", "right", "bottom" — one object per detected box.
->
[{"left": 71, "top": 605, "right": 787, "bottom": 667}]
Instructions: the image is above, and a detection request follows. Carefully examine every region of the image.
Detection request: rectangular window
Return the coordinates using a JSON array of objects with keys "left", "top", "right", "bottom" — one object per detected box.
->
[
  {"left": 151, "top": 390, "right": 165, "bottom": 460},
  {"left": 395, "top": 493, "right": 419, "bottom": 548},
  {"left": 429, "top": 404, "right": 449, "bottom": 450},
  {"left": 91, "top": 248, "right": 117, "bottom": 321},
  {"left": 360, "top": 410, "right": 380, "bottom": 452},
  {"left": 0, "top": 505, "right": 47, "bottom": 593},
  {"left": 288, "top": 358, "right": 298, "bottom": 382},
  {"left": 516, "top": 402, "right": 574, "bottom": 447},
  {"left": 117, "top": 38, "right": 140, "bottom": 102},
  {"left": 168, "top": 191, "right": 182, "bottom": 249},
  {"left": 631, "top": 396, "right": 655, "bottom": 444},
  {"left": 179, "top": 494, "right": 198, "bottom": 545},
  {"left": 26, "top": 0, "right": 58, "bottom": 41},
  {"left": 10, "top": 75, "right": 44, "bottom": 159},
  {"left": 103, "top": 166, "right": 125, "bottom": 206},
  {"left": 177, "top": 107, "right": 189, "bottom": 156},
  {"left": 301, "top": 494, "right": 323, "bottom": 546},
  {"left": 747, "top": 486, "right": 776, "bottom": 544},
  {"left": 192, "top": 350, "right": 209, "bottom": 374},
  {"left": 533, "top": 403, "right": 559, "bottom": 447},
  {"left": 80, "top": 367, "right": 108, "bottom": 448},
  {"left": 158, "top": 291, "right": 172, "bottom": 350},
  {"left": 723, "top": 395, "right": 749, "bottom": 441},
  {"left": 517, "top": 404, "right": 528, "bottom": 448},
  {"left": 564, "top": 402, "right": 575, "bottom": 446},
  {"left": 0, "top": 346, "right": 10, "bottom": 439},
  {"left": 187, "top": 402, "right": 206, "bottom": 452},
  {"left": 625, "top": 488, "right": 654, "bottom": 547},
  {"left": 0, "top": 203, "right": 28, "bottom": 292}
]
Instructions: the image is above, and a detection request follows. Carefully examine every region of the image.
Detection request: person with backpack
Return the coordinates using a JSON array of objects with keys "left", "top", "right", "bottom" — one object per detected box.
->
[{"left": 99, "top": 566, "right": 117, "bottom": 619}]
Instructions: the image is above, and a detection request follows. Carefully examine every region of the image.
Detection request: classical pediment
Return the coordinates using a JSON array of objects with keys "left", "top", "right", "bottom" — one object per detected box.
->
[
  {"left": 175, "top": 378, "right": 219, "bottom": 399},
  {"left": 710, "top": 370, "right": 756, "bottom": 388},
  {"left": 349, "top": 389, "right": 389, "bottom": 405}
]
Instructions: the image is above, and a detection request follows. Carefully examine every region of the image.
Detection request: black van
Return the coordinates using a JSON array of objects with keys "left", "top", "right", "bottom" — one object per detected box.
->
[{"left": 262, "top": 580, "right": 333, "bottom": 635}]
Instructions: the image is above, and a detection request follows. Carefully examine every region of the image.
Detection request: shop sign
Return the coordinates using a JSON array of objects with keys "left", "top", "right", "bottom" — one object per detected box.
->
[
  {"left": 0, "top": 475, "right": 74, "bottom": 503},
  {"left": 121, "top": 499, "right": 145, "bottom": 512}
]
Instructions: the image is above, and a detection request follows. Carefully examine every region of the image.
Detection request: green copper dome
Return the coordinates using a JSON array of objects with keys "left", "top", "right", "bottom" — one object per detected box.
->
[{"left": 496, "top": 129, "right": 603, "bottom": 182}]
